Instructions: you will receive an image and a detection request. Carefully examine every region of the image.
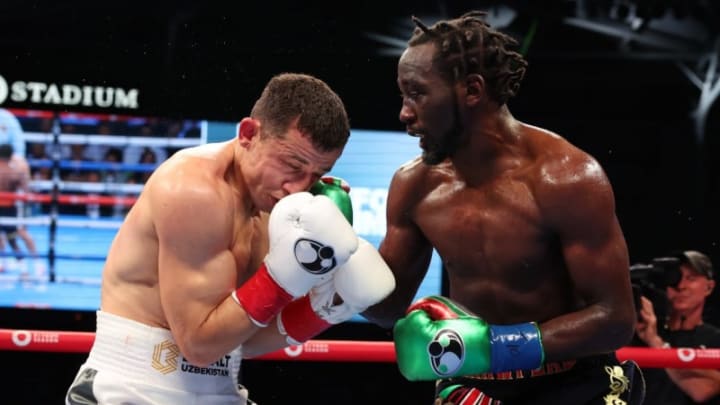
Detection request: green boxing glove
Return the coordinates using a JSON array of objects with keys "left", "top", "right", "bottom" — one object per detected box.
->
[
  {"left": 393, "top": 295, "right": 545, "bottom": 381},
  {"left": 310, "top": 176, "right": 353, "bottom": 225}
]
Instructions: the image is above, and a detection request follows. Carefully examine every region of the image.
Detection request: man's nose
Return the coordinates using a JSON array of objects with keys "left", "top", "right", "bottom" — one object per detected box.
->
[
  {"left": 673, "top": 278, "right": 690, "bottom": 290},
  {"left": 399, "top": 104, "right": 415, "bottom": 124},
  {"left": 283, "top": 177, "right": 314, "bottom": 194}
]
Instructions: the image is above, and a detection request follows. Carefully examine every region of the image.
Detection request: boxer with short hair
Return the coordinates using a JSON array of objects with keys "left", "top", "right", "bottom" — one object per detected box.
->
[
  {"left": 65, "top": 73, "right": 395, "bottom": 405},
  {"left": 362, "top": 11, "right": 644, "bottom": 404}
]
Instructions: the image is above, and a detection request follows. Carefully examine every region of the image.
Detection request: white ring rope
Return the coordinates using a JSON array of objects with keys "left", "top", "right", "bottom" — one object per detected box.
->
[
  {"left": 29, "top": 180, "right": 143, "bottom": 195},
  {"left": 0, "top": 216, "right": 122, "bottom": 229},
  {"left": 24, "top": 132, "right": 202, "bottom": 148},
  {"left": 0, "top": 273, "right": 102, "bottom": 286}
]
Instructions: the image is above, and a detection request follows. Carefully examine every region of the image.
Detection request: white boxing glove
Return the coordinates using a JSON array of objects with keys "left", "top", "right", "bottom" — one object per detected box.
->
[
  {"left": 234, "top": 192, "right": 358, "bottom": 326},
  {"left": 278, "top": 238, "right": 396, "bottom": 344}
]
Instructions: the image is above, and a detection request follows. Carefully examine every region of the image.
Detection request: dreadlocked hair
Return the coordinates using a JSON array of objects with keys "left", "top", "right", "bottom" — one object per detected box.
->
[{"left": 409, "top": 11, "right": 528, "bottom": 105}]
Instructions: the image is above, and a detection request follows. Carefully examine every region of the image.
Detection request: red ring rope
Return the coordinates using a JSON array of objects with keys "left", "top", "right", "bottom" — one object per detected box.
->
[
  {"left": 0, "top": 191, "right": 137, "bottom": 207},
  {"left": 1, "top": 328, "right": 718, "bottom": 368}
]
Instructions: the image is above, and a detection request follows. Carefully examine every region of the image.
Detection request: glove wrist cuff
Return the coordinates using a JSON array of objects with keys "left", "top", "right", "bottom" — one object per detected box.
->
[
  {"left": 233, "top": 263, "right": 294, "bottom": 327},
  {"left": 278, "top": 295, "right": 332, "bottom": 343},
  {"left": 489, "top": 322, "right": 545, "bottom": 373}
]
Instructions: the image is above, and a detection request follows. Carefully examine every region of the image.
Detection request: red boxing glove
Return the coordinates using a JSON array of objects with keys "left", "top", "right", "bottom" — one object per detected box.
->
[{"left": 233, "top": 192, "right": 358, "bottom": 326}]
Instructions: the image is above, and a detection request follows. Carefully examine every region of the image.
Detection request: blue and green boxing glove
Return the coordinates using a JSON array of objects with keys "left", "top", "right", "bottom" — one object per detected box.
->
[
  {"left": 310, "top": 176, "right": 353, "bottom": 225},
  {"left": 393, "top": 295, "right": 545, "bottom": 381}
]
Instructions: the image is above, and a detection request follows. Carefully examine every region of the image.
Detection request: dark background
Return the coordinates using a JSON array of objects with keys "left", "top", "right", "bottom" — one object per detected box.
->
[{"left": 1, "top": 1, "right": 719, "bottom": 404}]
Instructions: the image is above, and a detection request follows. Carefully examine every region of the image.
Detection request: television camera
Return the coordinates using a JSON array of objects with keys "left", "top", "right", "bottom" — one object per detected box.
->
[{"left": 630, "top": 256, "right": 682, "bottom": 321}]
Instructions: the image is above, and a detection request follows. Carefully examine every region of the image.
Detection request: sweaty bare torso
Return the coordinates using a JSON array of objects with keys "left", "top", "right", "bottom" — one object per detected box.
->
[
  {"left": 408, "top": 127, "right": 585, "bottom": 324},
  {"left": 99, "top": 142, "right": 268, "bottom": 328}
]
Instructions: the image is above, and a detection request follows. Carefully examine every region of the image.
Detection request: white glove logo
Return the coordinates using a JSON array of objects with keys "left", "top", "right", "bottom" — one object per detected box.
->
[{"left": 294, "top": 239, "right": 336, "bottom": 274}]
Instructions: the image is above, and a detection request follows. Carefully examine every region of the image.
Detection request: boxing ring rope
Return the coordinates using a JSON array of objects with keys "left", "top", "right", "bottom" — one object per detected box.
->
[
  {"left": 1, "top": 109, "right": 193, "bottom": 283},
  {"left": 24, "top": 131, "right": 202, "bottom": 148},
  {"left": 3, "top": 120, "right": 206, "bottom": 283},
  {"left": 0, "top": 190, "right": 137, "bottom": 208},
  {"left": 0, "top": 184, "right": 131, "bottom": 284},
  {"left": 0, "top": 329, "right": 718, "bottom": 369},
  {"left": 6, "top": 112, "right": 719, "bottom": 370}
]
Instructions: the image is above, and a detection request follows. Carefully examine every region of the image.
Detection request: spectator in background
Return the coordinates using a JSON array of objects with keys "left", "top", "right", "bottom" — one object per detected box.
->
[
  {"left": 124, "top": 144, "right": 164, "bottom": 174},
  {"left": 164, "top": 120, "right": 201, "bottom": 139},
  {"left": 138, "top": 124, "right": 154, "bottom": 137},
  {"left": 27, "top": 142, "right": 51, "bottom": 180},
  {"left": 166, "top": 121, "right": 183, "bottom": 138},
  {"left": 95, "top": 147, "right": 127, "bottom": 218},
  {"left": 635, "top": 250, "right": 720, "bottom": 404},
  {"left": 101, "top": 147, "right": 125, "bottom": 182},
  {"left": 134, "top": 117, "right": 165, "bottom": 137},
  {"left": 61, "top": 143, "right": 92, "bottom": 182},
  {"left": 84, "top": 122, "right": 113, "bottom": 164},
  {"left": 87, "top": 147, "right": 125, "bottom": 184},
  {"left": 129, "top": 147, "right": 157, "bottom": 184}
]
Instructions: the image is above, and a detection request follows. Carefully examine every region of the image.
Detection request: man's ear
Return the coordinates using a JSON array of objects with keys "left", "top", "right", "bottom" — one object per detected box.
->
[
  {"left": 237, "top": 118, "right": 260, "bottom": 147},
  {"left": 464, "top": 74, "right": 485, "bottom": 107}
]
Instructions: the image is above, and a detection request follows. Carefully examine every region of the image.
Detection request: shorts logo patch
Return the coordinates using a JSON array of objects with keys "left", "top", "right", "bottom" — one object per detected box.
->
[
  {"left": 152, "top": 340, "right": 180, "bottom": 374},
  {"left": 603, "top": 365, "right": 629, "bottom": 405}
]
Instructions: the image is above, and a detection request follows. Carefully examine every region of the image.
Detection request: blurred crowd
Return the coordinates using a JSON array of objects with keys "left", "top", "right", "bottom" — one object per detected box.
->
[{"left": 21, "top": 115, "right": 201, "bottom": 185}]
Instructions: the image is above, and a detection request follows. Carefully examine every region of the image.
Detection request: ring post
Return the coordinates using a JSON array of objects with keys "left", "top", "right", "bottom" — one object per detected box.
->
[{"left": 47, "top": 113, "right": 61, "bottom": 283}]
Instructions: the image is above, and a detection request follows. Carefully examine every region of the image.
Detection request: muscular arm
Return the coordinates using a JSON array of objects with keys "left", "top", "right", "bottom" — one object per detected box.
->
[
  {"left": 241, "top": 320, "right": 295, "bottom": 358},
  {"left": 363, "top": 163, "right": 434, "bottom": 329},
  {"left": 666, "top": 368, "right": 720, "bottom": 402},
  {"left": 153, "top": 177, "right": 259, "bottom": 366},
  {"left": 537, "top": 154, "right": 636, "bottom": 361}
]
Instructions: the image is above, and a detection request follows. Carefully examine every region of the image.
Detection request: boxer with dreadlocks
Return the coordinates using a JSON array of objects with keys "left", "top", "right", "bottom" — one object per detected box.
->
[{"left": 363, "top": 11, "right": 646, "bottom": 404}]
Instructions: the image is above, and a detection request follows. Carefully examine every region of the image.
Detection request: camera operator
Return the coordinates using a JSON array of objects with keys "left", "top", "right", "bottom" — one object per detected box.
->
[{"left": 635, "top": 250, "right": 720, "bottom": 404}]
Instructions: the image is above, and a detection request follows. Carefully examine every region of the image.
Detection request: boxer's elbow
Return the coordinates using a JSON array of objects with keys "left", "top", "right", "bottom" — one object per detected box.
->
[
  {"left": 181, "top": 346, "right": 224, "bottom": 367},
  {"left": 606, "top": 305, "right": 636, "bottom": 348},
  {"left": 175, "top": 335, "right": 224, "bottom": 367}
]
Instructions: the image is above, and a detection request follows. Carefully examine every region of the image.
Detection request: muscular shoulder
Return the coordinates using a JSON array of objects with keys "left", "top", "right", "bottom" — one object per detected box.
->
[
  {"left": 386, "top": 156, "right": 427, "bottom": 221},
  {"left": 392, "top": 156, "right": 425, "bottom": 189},
  {"left": 154, "top": 154, "right": 220, "bottom": 198},
  {"left": 387, "top": 156, "right": 454, "bottom": 226},
  {"left": 392, "top": 155, "right": 453, "bottom": 191},
  {"left": 147, "top": 144, "right": 235, "bottom": 226},
  {"left": 389, "top": 156, "right": 449, "bottom": 204},
  {"left": 528, "top": 128, "right": 616, "bottom": 225}
]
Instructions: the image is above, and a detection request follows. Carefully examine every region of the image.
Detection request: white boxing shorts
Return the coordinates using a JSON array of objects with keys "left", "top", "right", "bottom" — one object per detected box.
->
[{"left": 65, "top": 311, "right": 250, "bottom": 405}]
